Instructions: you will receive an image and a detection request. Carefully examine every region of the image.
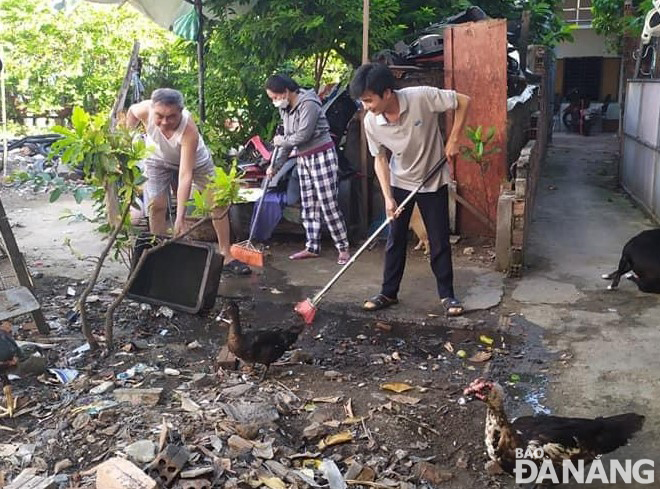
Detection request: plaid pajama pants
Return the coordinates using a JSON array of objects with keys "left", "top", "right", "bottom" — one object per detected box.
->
[{"left": 297, "top": 147, "right": 349, "bottom": 254}]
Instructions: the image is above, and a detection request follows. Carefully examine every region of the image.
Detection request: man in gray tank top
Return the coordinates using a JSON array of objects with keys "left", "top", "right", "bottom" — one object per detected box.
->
[{"left": 126, "top": 88, "right": 251, "bottom": 275}]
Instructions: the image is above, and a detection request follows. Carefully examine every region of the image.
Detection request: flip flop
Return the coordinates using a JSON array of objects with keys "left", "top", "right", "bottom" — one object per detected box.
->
[
  {"left": 337, "top": 251, "right": 350, "bottom": 265},
  {"left": 363, "top": 294, "right": 398, "bottom": 311},
  {"left": 289, "top": 250, "right": 319, "bottom": 260},
  {"left": 223, "top": 260, "right": 252, "bottom": 275},
  {"left": 441, "top": 297, "right": 464, "bottom": 316}
]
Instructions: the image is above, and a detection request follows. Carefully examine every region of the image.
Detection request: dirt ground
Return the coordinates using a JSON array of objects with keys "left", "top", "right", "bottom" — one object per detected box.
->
[
  {"left": 0, "top": 268, "right": 548, "bottom": 488},
  {"left": 1, "top": 266, "right": 545, "bottom": 489},
  {"left": 0, "top": 174, "right": 544, "bottom": 488}
]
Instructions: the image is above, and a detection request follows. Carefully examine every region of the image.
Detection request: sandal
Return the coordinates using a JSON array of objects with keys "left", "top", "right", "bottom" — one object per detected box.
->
[
  {"left": 337, "top": 251, "right": 350, "bottom": 265},
  {"left": 363, "top": 294, "right": 398, "bottom": 311},
  {"left": 223, "top": 259, "right": 252, "bottom": 276},
  {"left": 441, "top": 297, "right": 464, "bottom": 317},
  {"left": 289, "top": 250, "right": 319, "bottom": 260}
]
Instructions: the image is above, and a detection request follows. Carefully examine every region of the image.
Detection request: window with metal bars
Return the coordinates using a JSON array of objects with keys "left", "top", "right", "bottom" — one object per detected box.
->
[
  {"left": 563, "top": 57, "right": 602, "bottom": 102},
  {"left": 562, "top": 0, "right": 593, "bottom": 27}
]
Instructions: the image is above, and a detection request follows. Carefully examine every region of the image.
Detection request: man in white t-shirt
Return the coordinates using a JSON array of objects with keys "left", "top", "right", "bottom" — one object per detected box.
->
[
  {"left": 349, "top": 63, "right": 470, "bottom": 316},
  {"left": 126, "top": 88, "right": 251, "bottom": 275}
]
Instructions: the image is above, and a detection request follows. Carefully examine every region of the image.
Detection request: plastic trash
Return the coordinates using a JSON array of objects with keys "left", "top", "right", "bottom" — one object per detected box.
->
[
  {"left": 319, "top": 459, "right": 346, "bottom": 489},
  {"left": 116, "top": 363, "right": 149, "bottom": 380},
  {"left": 156, "top": 306, "right": 174, "bottom": 318},
  {"left": 72, "top": 343, "right": 91, "bottom": 355},
  {"left": 48, "top": 368, "right": 79, "bottom": 384},
  {"left": 67, "top": 342, "right": 91, "bottom": 364},
  {"left": 66, "top": 310, "right": 80, "bottom": 325},
  {"left": 87, "top": 400, "right": 119, "bottom": 415}
]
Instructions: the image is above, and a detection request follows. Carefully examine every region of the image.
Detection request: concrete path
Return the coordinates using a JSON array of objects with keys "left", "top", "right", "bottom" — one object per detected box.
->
[
  {"left": 2, "top": 191, "right": 128, "bottom": 281},
  {"left": 3, "top": 187, "right": 505, "bottom": 326},
  {"left": 509, "top": 133, "right": 660, "bottom": 487}
]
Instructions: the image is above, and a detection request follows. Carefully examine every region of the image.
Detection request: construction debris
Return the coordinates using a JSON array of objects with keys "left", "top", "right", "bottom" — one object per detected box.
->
[
  {"left": 0, "top": 270, "right": 526, "bottom": 489},
  {"left": 95, "top": 458, "right": 157, "bottom": 489}
]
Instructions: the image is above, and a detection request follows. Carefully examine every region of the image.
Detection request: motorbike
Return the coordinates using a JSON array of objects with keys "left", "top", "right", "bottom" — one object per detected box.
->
[
  {"left": 562, "top": 91, "right": 611, "bottom": 136},
  {"left": 229, "top": 85, "right": 362, "bottom": 242},
  {"left": 562, "top": 94, "right": 590, "bottom": 135},
  {"left": 7, "top": 133, "right": 63, "bottom": 157}
]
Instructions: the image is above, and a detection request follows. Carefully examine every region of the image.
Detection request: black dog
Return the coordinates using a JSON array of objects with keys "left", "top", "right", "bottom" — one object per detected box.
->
[{"left": 602, "top": 229, "right": 660, "bottom": 293}]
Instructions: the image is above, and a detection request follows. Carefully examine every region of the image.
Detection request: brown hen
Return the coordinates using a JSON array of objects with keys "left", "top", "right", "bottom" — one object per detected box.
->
[{"left": 220, "top": 301, "right": 303, "bottom": 381}]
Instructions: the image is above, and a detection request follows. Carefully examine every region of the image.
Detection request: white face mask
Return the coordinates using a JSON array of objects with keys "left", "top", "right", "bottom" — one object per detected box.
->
[{"left": 273, "top": 98, "right": 289, "bottom": 109}]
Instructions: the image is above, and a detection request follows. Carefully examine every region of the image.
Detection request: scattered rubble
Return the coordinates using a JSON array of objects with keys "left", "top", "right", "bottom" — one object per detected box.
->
[
  {"left": 96, "top": 458, "right": 157, "bottom": 489},
  {"left": 124, "top": 440, "right": 157, "bottom": 464},
  {"left": 0, "top": 271, "right": 527, "bottom": 488}
]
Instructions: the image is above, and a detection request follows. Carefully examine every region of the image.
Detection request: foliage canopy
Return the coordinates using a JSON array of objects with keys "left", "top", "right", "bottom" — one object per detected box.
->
[
  {"left": 0, "top": 0, "right": 176, "bottom": 118},
  {"left": 1, "top": 0, "right": 572, "bottom": 154},
  {"left": 592, "top": 0, "right": 654, "bottom": 46}
]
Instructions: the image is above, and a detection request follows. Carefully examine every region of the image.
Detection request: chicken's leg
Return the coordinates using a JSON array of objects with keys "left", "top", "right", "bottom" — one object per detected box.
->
[
  {"left": 0, "top": 385, "right": 15, "bottom": 417},
  {"left": 259, "top": 364, "right": 270, "bottom": 382}
]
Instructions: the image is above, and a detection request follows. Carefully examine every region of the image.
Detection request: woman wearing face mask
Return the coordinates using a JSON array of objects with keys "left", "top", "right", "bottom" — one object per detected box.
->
[{"left": 265, "top": 74, "right": 350, "bottom": 265}]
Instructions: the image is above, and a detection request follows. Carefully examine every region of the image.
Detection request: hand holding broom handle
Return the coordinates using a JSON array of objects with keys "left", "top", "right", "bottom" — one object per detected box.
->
[
  {"left": 230, "top": 146, "right": 280, "bottom": 268},
  {"left": 295, "top": 155, "right": 448, "bottom": 323}
]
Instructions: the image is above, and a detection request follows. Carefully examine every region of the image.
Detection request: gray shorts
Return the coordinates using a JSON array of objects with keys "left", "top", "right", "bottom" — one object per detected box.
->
[{"left": 143, "top": 157, "right": 215, "bottom": 199}]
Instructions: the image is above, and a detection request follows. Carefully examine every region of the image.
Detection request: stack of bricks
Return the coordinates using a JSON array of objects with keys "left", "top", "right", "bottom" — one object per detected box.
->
[
  {"left": 511, "top": 142, "right": 534, "bottom": 277},
  {"left": 495, "top": 45, "right": 552, "bottom": 277},
  {"left": 495, "top": 141, "right": 535, "bottom": 277}
]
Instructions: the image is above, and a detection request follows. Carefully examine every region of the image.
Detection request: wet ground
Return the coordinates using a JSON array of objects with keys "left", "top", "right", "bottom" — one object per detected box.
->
[
  {"left": 508, "top": 133, "right": 660, "bottom": 488},
  {"left": 0, "top": 154, "right": 537, "bottom": 488}
]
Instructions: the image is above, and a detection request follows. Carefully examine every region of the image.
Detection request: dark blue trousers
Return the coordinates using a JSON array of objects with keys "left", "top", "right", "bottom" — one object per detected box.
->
[{"left": 380, "top": 184, "right": 455, "bottom": 300}]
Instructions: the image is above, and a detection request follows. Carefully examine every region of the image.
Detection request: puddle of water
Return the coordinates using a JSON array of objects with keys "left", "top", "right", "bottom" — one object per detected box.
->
[
  {"left": 505, "top": 372, "right": 552, "bottom": 415},
  {"left": 525, "top": 390, "right": 551, "bottom": 415}
]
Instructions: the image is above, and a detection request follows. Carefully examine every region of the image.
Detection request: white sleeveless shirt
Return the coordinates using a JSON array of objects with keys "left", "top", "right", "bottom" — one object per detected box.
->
[{"left": 145, "top": 109, "right": 212, "bottom": 168}]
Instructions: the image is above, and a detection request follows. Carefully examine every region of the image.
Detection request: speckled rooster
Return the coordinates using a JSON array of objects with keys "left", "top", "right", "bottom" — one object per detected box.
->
[{"left": 464, "top": 378, "right": 645, "bottom": 481}]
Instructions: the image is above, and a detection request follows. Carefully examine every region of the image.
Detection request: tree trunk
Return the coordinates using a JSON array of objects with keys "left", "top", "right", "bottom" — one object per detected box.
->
[
  {"left": 314, "top": 51, "right": 331, "bottom": 92},
  {"left": 104, "top": 182, "right": 121, "bottom": 228},
  {"left": 79, "top": 197, "right": 132, "bottom": 351},
  {"left": 314, "top": 54, "right": 321, "bottom": 92}
]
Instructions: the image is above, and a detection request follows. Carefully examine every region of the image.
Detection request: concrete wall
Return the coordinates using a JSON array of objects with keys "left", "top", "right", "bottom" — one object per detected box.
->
[
  {"left": 496, "top": 51, "right": 553, "bottom": 275},
  {"left": 496, "top": 141, "right": 538, "bottom": 274},
  {"left": 601, "top": 58, "right": 621, "bottom": 100},
  {"left": 554, "top": 28, "right": 619, "bottom": 59},
  {"left": 507, "top": 95, "right": 537, "bottom": 166}
]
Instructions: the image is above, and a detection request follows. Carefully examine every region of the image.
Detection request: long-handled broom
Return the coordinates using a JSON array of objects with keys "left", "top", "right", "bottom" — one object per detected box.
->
[
  {"left": 230, "top": 147, "right": 280, "bottom": 267},
  {"left": 295, "top": 155, "right": 449, "bottom": 324}
]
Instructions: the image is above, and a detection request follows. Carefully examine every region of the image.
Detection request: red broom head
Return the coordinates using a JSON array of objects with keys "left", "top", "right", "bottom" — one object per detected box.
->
[
  {"left": 229, "top": 244, "right": 264, "bottom": 267},
  {"left": 294, "top": 298, "right": 316, "bottom": 325}
]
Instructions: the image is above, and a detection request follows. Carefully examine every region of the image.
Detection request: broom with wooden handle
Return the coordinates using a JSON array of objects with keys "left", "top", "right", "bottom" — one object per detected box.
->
[
  {"left": 294, "top": 155, "right": 448, "bottom": 325},
  {"left": 230, "top": 147, "right": 280, "bottom": 267}
]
